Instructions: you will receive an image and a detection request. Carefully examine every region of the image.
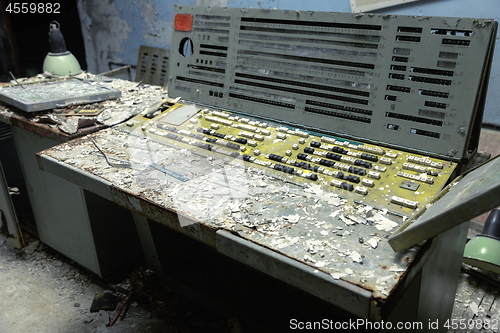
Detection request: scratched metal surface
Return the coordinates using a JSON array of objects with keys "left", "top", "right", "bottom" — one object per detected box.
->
[{"left": 40, "top": 126, "right": 421, "bottom": 299}]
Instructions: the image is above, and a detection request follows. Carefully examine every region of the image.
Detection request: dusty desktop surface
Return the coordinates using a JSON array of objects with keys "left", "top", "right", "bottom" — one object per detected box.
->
[{"left": 39, "top": 124, "right": 415, "bottom": 301}]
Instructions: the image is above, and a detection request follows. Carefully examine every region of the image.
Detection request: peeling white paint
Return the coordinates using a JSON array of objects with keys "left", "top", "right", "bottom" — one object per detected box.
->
[
  {"left": 330, "top": 272, "right": 346, "bottom": 279},
  {"left": 366, "top": 236, "right": 381, "bottom": 249},
  {"left": 78, "top": 0, "right": 132, "bottom": 73},
  {"left": 349, "top": 251, "right": 362, "bottom": 263}
]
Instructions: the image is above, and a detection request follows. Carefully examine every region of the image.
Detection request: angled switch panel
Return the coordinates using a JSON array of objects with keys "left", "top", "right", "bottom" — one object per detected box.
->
[
  {"left": 389, "top": 155, "right": 500, "bottom": 252},
  {"left": 168, "top": 5, "right": 497, "bottom": 161}
]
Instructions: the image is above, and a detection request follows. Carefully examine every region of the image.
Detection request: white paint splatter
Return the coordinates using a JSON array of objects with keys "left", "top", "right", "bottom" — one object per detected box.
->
[
  {"left": 315, "top": 261, "right": 327, "bottom": 268},
  {"left": 389, "top": 264, "right": 406, "bottom": 272},
  {"left": 349, "top": 251, "right": 362, "bottom": 263},
  {"left": 470, "top": 302, "right": 479, "bottom": 316},
  {"left": 330, "top": 272, "right": 347, "bottom": 279},
  {"left": 366, "top": 236, "right": 381, "bottom": 249},
  {"left": 283, "top": 214, "right": 300, "bottom": 223}
]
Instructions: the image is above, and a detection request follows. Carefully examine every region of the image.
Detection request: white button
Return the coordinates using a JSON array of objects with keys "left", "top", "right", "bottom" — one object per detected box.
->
[
  {"left": 330, "top": 179, "right": 342, "bottom": 187},
  {"left": 362, "top": 179, "right": 374, "bottom": 187},
  {"left": 254, "top": 134, "right": 264, "bottom": 141},
  {"left": 391, "top": 196, "right": 404, "bottom": 206},
  {"left": 403, "top": 199, "right": 418, "bottom": 209},
  {"left": 355, "top": 186, "right": 368, "bottom": 195},
  {"left": 379, "top": 157, "right": 392, "bottom": 165}
]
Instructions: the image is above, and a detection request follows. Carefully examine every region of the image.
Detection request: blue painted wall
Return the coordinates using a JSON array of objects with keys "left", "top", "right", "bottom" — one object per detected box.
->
[{"left": 77, "top": 0, "right": 500, "bottom": 126}]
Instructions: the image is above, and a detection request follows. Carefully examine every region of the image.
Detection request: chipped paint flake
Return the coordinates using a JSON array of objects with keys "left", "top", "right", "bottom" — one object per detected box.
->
[
  {"left": 366, "top": 236, "right": 381, "bottom": 249},
  {"left": 470, "top": 302, "right": 479, "bottom": 316},
  {"left": 304, "top": 184, "right": 324, "bottom": 196},
  {"left": 368, "top": 212, "right": 398, "bottom": 231},
  {"left": 389, "top": 264, "right": 406, "bottom": 272},
  {"left": 329, "top": 210, "right": 340, "bottom": 219},
  {"left": 283, "top": 214, "right": 300, "bottom": 223},
  {"left": 376, "top": 275, "right": 394, "bottom": 284},
  {"left": 314, "top": 261, "right": 327, "bottom": 268},
  {"left": 349, "top": 251, "right": 362, "bottom": 263},
  {"left": 304, "top": 254, "right": 316, "bottom": 264},
  {"left": 330, "top": 272, "right": 347, "bottom": 279}
]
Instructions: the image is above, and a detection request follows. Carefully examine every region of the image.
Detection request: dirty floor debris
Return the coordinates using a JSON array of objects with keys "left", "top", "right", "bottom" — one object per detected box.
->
[
  {"left": 448, "top": 264, "right": 500, "bottom": 333},
  {"left": 0, "top": 233, "right": 171, "bottom": 333},
  {"left": 0, "top": 227, "right": 362, "bottom": 333},
  {"left": 2, "top": 227, "right": 500, "bottom": 333}
]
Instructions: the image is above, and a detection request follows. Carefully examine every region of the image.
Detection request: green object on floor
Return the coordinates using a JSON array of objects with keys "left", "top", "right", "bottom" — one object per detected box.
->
[
  {"left": 463, "top": 209, "right": 500, "bottom": 274},
  {"left": 463, "top": 236, "right": 500, "bottom": 273}
]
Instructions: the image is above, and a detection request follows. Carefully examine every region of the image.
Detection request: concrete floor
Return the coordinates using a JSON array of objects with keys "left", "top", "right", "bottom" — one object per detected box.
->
[{"left": 0, "top": 233, "right": 171, "bottom": 333}]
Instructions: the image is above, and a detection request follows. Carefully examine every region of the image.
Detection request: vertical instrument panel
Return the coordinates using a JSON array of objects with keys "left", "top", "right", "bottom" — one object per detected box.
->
[{"left": 168, "top": 6, "right": 497, "bottom": 161}]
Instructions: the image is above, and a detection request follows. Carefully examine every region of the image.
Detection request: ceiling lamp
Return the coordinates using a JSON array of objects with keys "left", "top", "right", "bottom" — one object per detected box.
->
[{"left": 42, "top": 21, "right": 81, "bottom": 76}]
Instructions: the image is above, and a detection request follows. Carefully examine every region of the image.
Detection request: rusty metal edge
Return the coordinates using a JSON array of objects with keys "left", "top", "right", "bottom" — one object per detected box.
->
[
  {"left": 11, "top": 116, "right": 64, "bottom": 142},
  {"left": 215, "top": 229, "right": 375, "bottom": 319},
  {"left": 9, "top": 113, "right": 106, "bottom": 144},
  {"left": 109, "top": 186, "right": 217, "bottom": 248}
]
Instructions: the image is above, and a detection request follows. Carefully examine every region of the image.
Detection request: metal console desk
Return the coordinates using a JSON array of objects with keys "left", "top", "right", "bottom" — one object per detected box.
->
[
  {"left": 37, "top": 6, "right": 500, "bottom": 331},
  {"left": 37, "top": 124, "right": 495, "bottom": 331},
  {"left": 0, "top": 74, "right": 165, "bottom": 276}
]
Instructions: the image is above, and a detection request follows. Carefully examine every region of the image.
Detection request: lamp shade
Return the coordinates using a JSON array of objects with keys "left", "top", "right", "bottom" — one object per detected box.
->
[
  {"left": 42, "top": 21, "right": 81, "bottom": 76},
  {"left": 463, "top": 209, "right": 500, "bottom": 273},
  {"left": 43, "top": 52, "right": 81, "bottom": 76}
]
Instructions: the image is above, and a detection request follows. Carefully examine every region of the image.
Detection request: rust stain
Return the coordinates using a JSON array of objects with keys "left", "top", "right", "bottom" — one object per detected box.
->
[
  {"left": 109, "top": 185, "right": 218, "bottom": 248},
  {"left": 9, "top": 113, "right": 104, "bottom": 144}
]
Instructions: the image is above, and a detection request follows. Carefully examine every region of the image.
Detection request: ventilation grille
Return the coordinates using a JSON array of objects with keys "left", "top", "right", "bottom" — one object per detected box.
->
[
  {"left": 0, "top": 123, "right": 12, "bottom": 143},
  {"left": 135, "top": 46, "right": 170, "bottom": 87}
]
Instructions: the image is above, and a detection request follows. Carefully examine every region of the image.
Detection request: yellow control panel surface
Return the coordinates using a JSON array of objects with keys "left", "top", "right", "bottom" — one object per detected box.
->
[{"left": 119, "top": 102, "right": 457, "bottom": 217}]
